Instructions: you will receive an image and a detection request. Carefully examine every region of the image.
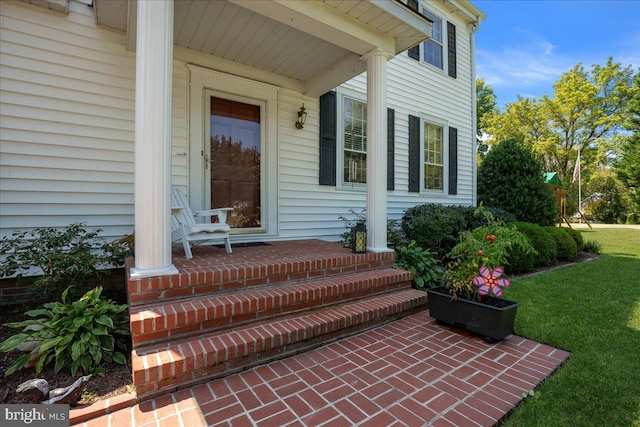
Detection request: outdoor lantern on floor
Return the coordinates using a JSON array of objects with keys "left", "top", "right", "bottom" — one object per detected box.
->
[{"left": 352, "top": 222, "right": 367, "bottom": 254}]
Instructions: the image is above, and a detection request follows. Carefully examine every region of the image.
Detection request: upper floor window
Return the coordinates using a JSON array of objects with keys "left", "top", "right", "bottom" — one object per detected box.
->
[
  {"left": 422, "top": 9, "right": 443, "bottom": 69},
  {"left": 406, "top": 2, "right": 457, "bottom": 78}
]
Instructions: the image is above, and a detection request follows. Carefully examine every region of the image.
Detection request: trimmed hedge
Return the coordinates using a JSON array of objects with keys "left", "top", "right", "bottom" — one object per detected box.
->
[
  {"left": 543, "top": 227, "right": 578, "bottom": 261},
  {"left": 478, "top": 139, "right": 558, "bottom": 226},
  {"left": 401, "top": 204, "right": 515, "bottom": 260},
  {"left": 565, "top": 227, "right": 584, "bottom": 251},
  {"left": 469, "top": 225, "right": 536, "bottom": 275},
  {"left": 510, "top": 222, "right": 558, "bottom": 267}
]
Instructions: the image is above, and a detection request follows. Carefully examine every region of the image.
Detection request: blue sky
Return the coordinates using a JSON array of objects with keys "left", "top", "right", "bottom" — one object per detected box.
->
[{"left": 474, "top": 0, "right": 640, "bottom": 109}]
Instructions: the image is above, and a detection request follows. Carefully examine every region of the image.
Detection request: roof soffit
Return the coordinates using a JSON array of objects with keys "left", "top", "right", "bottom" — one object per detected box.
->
[{"left": 94, "top": 0, "right": 433, "bottom": 96}]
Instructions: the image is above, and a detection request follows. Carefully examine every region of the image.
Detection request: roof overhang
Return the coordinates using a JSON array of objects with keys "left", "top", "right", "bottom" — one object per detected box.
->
[
  {"left": 16, "top": 0, "right": 69, "bottom": 14},
  {"left": 94, "top": 0, "right": 433, "bottom": 97}
]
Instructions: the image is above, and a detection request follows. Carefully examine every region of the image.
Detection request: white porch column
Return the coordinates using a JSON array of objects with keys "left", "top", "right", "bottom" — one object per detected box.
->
[
  {"left": 363, "top": 49, "right": 393, "bottom": 253},
  {"left": 130, "top": 0, "right": 178, "bottom": 278}
]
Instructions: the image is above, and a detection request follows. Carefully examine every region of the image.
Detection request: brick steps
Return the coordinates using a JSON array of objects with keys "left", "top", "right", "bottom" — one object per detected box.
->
[
  {"left": 129, "top": 268, "right": 413, "bottom": 348},
  {"left": 127, "top": 241, "right": 426, "bottom": 401},
  {"left": 127, "top": 251, "right": 395, "bottom": 307},
  {"left": 132, "top": 288, "right": 427, "bottom": 399}
]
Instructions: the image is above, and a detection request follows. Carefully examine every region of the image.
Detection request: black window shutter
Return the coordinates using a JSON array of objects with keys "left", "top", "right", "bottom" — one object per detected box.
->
[
  {"left": 408, "top": 45, "right": 420, "bottom": 61},
  {"left": 408, "top": 115, "right": 420, "bottom": 193},
  {"left": 447, "top": 22, "right": 457, "bottom": 78},
  {"left": 407, "top": 0, "right": 420, "bottom": 61},
  {"left": 319, "top": 91, "right": 337, "bottom": 186},
  {"left": 387, "top": 108, "right": 395, "bottom": 191},
  {"left": 448, "top": 126, "right": 458, "bottom": 195}
]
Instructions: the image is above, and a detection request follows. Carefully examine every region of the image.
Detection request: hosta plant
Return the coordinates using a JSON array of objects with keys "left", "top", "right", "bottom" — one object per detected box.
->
[
  {"left": 0, "top": 286, "right": 130, "bottom": 377},
  {"left": 394, "top": 240, "right": 443, "bottom": 290}
]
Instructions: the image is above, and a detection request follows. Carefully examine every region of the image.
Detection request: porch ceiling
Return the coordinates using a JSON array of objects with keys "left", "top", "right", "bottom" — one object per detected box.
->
[{"left": 94, "top": 0, "right": 432, "bottom": 97}]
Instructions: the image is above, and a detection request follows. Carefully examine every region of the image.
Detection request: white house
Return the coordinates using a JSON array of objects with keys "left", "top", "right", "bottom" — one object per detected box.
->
[{"left": 0, "top": 0, "right": 485, "bottom": 278}]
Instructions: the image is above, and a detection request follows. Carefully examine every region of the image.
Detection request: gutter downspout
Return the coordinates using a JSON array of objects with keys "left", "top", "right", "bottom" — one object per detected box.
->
[{"left": 469, "top": 17, "right": 481, "bottom": 207}]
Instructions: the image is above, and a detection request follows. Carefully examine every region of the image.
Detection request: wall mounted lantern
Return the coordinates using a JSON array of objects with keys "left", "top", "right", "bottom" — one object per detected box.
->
[{"left": 295, "top": 104, "right": 307, "bottom": 129}]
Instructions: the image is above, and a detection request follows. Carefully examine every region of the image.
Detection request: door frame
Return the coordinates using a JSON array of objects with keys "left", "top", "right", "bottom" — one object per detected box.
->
[{"left": 187, "top": 65, "right": 279, "bottom": 237}]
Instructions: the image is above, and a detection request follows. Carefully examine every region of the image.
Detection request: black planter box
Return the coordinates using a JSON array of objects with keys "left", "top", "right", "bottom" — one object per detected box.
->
[{"left": 426, "top": 285, "right": 518, "bottom": 342}]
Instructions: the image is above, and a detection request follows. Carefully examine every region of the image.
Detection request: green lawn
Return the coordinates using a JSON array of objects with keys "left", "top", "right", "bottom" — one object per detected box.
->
[{"left": 502, "top": 227, "right": 640, "bottom": 427}]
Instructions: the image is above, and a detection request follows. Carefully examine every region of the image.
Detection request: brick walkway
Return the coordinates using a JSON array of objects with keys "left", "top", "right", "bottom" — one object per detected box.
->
[{"left": 75, "top": 311, "right": 569, "bottom": 426}]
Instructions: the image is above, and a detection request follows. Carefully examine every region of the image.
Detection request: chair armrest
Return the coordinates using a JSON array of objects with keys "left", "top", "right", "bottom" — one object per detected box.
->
[
  {"left": 194, "top": 208, "right": 234, "bottom": 224},
  {"left": 171, "top": 206, "right": 187, "bottom": 224}
]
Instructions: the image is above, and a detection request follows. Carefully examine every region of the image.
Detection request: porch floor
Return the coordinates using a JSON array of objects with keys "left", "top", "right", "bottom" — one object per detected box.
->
[{"left": 74, "top": 311, "right": 569, "bottom": 427}]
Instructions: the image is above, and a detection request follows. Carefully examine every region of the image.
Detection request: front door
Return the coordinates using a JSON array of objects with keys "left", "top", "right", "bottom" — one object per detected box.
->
[{"left": 207, "top": 96, "right": 262, "bottom": 230}]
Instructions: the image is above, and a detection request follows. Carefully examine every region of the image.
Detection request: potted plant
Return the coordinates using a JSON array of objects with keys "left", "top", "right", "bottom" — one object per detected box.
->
[{"left": 426, "top": 209, "right": 535, "bottom": 342}]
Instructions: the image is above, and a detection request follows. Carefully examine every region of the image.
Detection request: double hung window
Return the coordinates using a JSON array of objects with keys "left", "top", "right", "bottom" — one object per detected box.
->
[
  {"left": 423, "top": 122, "right": 444, "bottom": 191},
  {"left": 406, "top": 2, "right": 457, "bottom": 78},
  {"left": 342, "top": 97, "right": 367, "bottom": 185},
  {"left": 422, "top": 9, "right": 443, "bottom": 69}
]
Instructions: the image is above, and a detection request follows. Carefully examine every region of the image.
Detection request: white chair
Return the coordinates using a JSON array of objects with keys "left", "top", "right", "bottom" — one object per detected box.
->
[{"left": 171, "top": 187, "right": 233, "bottom": 258}]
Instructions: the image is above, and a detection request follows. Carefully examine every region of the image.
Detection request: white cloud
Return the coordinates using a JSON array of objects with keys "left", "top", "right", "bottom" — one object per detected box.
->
[
  {"left": 476, "top": 30, "right": 572, "bottom": 91},
  {"left": 614, "top": 30, "right": 640, "bottom": 70}
]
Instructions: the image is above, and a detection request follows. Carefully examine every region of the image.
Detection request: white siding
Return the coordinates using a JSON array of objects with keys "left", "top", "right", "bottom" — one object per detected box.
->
[
  {"left": 277, "top": 90, "right": 368, "bottom": 240},
  {"left": 1, "top": 0, "right": 476, "bottom": 244},
  {"left": 277, "top": 3, "right": 476, "bottom": 240},
  {"left": 0, "top": 1, "right": 188, "bottom": 240}
]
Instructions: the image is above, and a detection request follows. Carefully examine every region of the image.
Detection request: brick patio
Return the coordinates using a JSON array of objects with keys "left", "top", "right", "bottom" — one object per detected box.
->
[{"left": 73, "top": 311, "right": 569, "bottom": 426}]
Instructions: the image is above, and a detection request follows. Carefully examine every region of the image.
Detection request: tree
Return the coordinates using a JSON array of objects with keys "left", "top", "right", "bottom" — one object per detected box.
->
[
  {"left": 544, "top": 58, "right": 635, "bottom": 182},
  {"left": 477, "top": 139, "right": 558, "bottom": 226},
  {"left": 476, "top": 78, "right": 498, "bottom": 158},
  {"left": 613, "top": 73, "right": 640, "bottom": 222},
  {"left": 486, "top": 58, "right": 636, "bottom": 185},
  {"left": 486, "top": 96, "right": 557, "bottom": 164},
  {"left": 586, "top": 169, "right": 629, "bottom": 224}
]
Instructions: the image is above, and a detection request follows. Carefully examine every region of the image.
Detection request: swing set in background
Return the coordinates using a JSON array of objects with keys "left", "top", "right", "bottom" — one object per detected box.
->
[{"left": 544, "top": 172, "right": 592, "bottom": 229}]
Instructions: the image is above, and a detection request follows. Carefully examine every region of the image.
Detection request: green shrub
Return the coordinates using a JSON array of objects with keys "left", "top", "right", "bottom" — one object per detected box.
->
[
  {"left": 338, "top": 210, "right": 408, "bottom": 249},
  {"left": 401, "top": 204, "right": 515, "bottom": 260},
  {"left": 503, "top": 244, "right": 535, "bottom": 275},
  {"left": 0, "top": 224, "right": 131, "bottom": 300},
  {"left": 394, "top": 241, "right": 443, "bottom": 290},
  {"left": 478, "top": 139, "right": 558, "bottom": 226},
  {"left": 470, "top": 225, "right": 536, "bottom": 275},
  {"left": 543, "top": 227, "right": 578, "bottom": 261},
  {"left": 402, "top": 204, "right": 466, "bottom": 259},
  {"left": 583, "top": 240, "right": 602, "bottom": 254},
  {"left": 510, "top": 222, "right": 558, "bottom": 267},
  {"left": 0, "top": 286, "right": 130, "bottom": 377},
  {"left": 386, "top": 219, "right": 408, "bottom": 249},
  {"left": 565, "top": 227, "right": 584, "bottom": 251},
  {"left": 467, "top": 207, "right": 517, "bottom": 229},
  {"left": 338, "top": 209, "right": 367, "bottom": 248}
]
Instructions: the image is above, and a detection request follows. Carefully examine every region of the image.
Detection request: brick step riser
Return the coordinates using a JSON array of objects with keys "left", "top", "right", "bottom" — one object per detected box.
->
[
  {"left": 127, "top": 256, "right": 395, "bottom": 306},
  {"left": 130, "top": 271, "right": 413, "bottom": 348},
  {"left": 132, "top": 292, "right": 427, "bottom": 400}
]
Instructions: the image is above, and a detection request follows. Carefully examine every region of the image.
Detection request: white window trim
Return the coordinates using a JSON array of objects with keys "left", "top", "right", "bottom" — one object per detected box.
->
[
  {"left": 420, "top": 4, "right": 447, "bottom": 73},
  {"left": 336, "top": 88, "right": 368, "bottom": 191},
  {"left": 420, "top": 114, "right": 448, "bottom": 195}
]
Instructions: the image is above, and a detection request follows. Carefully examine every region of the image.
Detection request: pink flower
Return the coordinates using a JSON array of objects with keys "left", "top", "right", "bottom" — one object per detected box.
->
[{"left": 472, "top": 267, "right": 510, "bottom": 297}]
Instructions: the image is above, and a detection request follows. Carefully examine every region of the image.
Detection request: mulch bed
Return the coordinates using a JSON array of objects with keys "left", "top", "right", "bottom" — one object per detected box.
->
[{"left": 0, "top": 291, "right": 133, "bottom": 406}]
